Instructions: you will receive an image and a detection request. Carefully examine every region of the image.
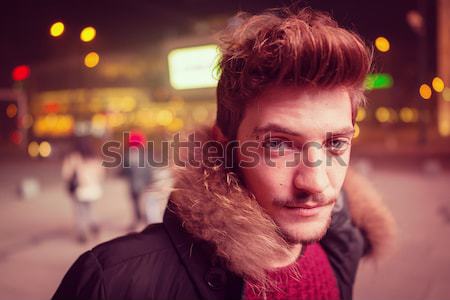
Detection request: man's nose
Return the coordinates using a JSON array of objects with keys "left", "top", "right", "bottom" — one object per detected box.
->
[{"left": 293, "top": 144, "right": 329, "bottom": 194}]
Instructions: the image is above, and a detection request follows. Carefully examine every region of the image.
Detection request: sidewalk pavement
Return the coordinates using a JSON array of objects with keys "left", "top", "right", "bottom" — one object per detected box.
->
[{"left": 0, "top": 159, "right": 449, "bottom": 300}]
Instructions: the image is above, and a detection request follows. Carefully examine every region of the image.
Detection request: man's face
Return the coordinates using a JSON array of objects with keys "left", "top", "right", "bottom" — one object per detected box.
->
[{"left": 236, "top": 86, "right": 354, "bottom": 245}]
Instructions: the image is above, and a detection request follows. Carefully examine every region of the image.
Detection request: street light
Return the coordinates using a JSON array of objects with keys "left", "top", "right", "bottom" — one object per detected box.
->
[
  {"left": 12, "top": 65, "right": 31, "bottom": 81},
  {"left": 39, "top": 141, "right": 52, "bottom": 158},
  {"left": 28, "top": 141, "right": 40, "bottom": 158},
  {"left": 432, "top": 77, "right": 445, "bottom": 92},
  {"left": 419, "top": 83, "right": 432, "bottom": 100},
  {"left": 50, "top": 21, "right": 65, "bottom": 38},
  {"left": 80, "top": 26, "right": 96, "bottom": 42},
  {"left": 84, "top": 52, "right": 100, "bottom": 68},
  {"left": 375, "top": 107, "right": 391, "bottom": 123},
  {"left": 374, "top": 36, "right": 390, "bottom": 52}
]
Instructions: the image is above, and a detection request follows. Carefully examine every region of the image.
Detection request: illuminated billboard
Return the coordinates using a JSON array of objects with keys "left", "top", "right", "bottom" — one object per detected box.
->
[{"left": 168, "top": 44, "right": 220, "bottom": 90}]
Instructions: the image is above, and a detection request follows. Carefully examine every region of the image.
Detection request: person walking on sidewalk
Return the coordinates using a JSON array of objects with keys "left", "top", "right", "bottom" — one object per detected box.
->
[{"left": 62, "top": 137, "right": 105, "bottom": 243}]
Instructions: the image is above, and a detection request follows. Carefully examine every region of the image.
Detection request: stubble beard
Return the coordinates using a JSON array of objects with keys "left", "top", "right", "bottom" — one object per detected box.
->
[{"left": 278, "top": 215, "right": 332, "bottom": 246}]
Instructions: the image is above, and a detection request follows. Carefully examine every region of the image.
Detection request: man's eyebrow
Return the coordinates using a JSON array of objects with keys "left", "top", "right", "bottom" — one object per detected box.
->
[
  {"left": 252, "top": 123, "right": 355, "bottom": 137},
  {"left": 252, "top": 123, "right": 304, "bottom": 137},
  {"left": 330, "top": 128, "right": 355, "bottom": 137}
]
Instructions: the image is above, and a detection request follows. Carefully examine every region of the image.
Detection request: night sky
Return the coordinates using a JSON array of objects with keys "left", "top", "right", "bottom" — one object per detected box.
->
[{"left": 0, "top": 0, "right": 427, "bottom": 88}]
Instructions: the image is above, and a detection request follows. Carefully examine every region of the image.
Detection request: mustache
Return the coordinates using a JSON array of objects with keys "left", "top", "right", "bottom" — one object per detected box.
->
[{"left": 273, "top": 191, "right": 336, "bottom": 207}]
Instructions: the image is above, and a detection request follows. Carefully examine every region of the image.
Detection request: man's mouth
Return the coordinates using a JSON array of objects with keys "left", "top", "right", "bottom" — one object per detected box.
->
[{"left": 283, "top": 202, "right": 334, "bottom": 217}]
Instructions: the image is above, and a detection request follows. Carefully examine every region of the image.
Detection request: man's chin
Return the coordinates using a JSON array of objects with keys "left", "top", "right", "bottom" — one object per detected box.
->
[{"left": 278, "top": 217, "right": 331, "bottom": 245}]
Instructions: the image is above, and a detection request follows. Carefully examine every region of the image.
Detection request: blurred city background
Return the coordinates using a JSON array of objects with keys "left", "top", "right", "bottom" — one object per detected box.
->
[{"left": 0, "top": 0, "right": 449, "bottom": 299}]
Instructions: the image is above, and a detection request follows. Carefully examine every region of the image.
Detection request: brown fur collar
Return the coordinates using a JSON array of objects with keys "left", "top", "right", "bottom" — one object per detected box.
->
[
  {"left": 169, "top": 126, "right": 396, "bottom": 284},
  {"left": 343, "top": 168, "right": 397, "bottom": 259}
]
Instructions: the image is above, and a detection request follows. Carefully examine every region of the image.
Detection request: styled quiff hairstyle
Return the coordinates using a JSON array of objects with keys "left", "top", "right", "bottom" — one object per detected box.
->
[{"left": 216, "top": 7, "right": 372, "bottom": 139}]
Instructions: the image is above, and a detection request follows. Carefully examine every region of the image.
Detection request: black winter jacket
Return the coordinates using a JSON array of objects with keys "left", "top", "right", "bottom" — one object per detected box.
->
[{"left": 53, "top": 194, "right": 366, "bottom": 300}]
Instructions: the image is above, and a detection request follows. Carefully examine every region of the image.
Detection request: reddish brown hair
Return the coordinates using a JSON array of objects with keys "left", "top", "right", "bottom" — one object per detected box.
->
[{"left": 216, "top": 7, "right": 372, "bottom": 139}]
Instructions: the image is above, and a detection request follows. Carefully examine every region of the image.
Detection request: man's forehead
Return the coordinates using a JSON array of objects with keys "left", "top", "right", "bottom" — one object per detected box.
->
[
  {"left": 251, "top": 122, "right": 355, "bottom": 139},
  {"left": 248, "top": 86, "right": 353, "bottom": 115},
  {"left": 254, "top": 85, "right": 350, "bottom": 101},
  {"left": 238, "top": 86, "right": 354, "bottom": 139}
]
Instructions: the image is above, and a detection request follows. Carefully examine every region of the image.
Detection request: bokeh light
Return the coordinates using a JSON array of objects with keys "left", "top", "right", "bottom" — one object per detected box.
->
[
  {"left": 353, "top": 123, "right": 360, "bottom": 138},
  {"left": 80, "top": 26, "right": 96, "bottom": 42},
  {"left": 356, "top": 107, "right": 366, "bottom": 122},
  {"left": 10, "top": 131, "right": 22, "bottom": 144},
  {"left": 22, "top": 114, "right": 34, "bottom": 128},
  {"left": 419, "top": 84, "right": 432, "bottom": 100},
  {"left": 375, "top": 107, "right": 390, "bottom": 123},
  {"left": 375, "top": 36, "right": 390, "bottom": 52},
  {"left": 84, "top": 52, "right": 100, "bottom": 68},
  {"left": 6, "top": 103, "right": 18, "bottom": 118},
  {"left": 156, "top": 110, "right": 173, "bottom": 126},
  {"left": 107, "top": 113, "right": 125, "bottom": 128},
  {"left": 33, "top": 114, "right": 74, "bottom": 137},
  {"left": 28, "top": 141, "right": 40, "bottom": 157},
  {"left": 432, "top": 77, "right": 445, "bottom": 92},
  {"left": 168, "top": 118, "right": 184, "bottom": 132},
  {"left": 91, "top": 113, "right": 108, "bottom": 135},
  {"left": 39, "top": 141, "right": 52, "bottom": 158},
  {"left": 50, "top": 21, "right": 65, "bottom": 37},
  {"left": 399, "top": 107, "right": 418, "bottom": 123},
  {"left": 439, "top": 120, "right": 450, "bottom": 137},
  {"left": 443, "top": 88, "right": 450, "bottom": 102},
  {"left": 12, "top": 65, "right": 31, "bottom": 81}
]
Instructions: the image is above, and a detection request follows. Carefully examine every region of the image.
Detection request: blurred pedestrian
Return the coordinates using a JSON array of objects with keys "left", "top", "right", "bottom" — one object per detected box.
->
[
  {"left": 123, "top": 131, "right": 152, "bottom": 229},
  {"left": 62, "top": 137, "right": 104, "bottom": 243},
  {"left": 143, "top": 166, "right": 173, "bottom": 224}
]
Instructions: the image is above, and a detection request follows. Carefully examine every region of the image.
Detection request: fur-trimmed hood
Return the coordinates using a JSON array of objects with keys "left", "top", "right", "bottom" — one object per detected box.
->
[{"left": 169, "top": 126, "right": 396, "bottom": 285}]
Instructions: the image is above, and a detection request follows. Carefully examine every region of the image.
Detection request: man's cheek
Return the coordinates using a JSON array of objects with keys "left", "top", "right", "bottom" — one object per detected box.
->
[{"left": 327, "top": 169, "right": 347, "bottom": 194}]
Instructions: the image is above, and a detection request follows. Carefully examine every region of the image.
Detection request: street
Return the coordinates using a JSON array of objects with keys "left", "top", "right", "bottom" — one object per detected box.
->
[{"left": 0, "top": 158, "right": 449, "bottom": 300}]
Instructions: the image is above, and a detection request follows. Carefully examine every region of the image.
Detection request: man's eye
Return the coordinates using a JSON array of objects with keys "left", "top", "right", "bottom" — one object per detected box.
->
[
  {"left": 262, "top": 139, "right": 293, "bottom": 150},
  {"left": 326, "top": 139, "right": 350, "bottom": 154}
]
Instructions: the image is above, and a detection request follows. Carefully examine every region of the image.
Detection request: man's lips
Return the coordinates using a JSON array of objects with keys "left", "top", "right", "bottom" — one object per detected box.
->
[
  {"left": 283, "top": 202, "right": 333, "bottom": 217},
  {"left": 284, "top": 202, "right": 332, "bottom": 209}
]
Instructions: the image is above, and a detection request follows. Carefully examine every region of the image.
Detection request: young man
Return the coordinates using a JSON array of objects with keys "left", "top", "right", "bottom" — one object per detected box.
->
[{"left": 53, "top": 7, "right": 396, "bottom": 300}]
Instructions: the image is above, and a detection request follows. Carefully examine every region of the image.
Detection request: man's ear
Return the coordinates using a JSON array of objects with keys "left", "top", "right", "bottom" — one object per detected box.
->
[{"left": 212, "top": 124, "right": 229, "bottom": 144}]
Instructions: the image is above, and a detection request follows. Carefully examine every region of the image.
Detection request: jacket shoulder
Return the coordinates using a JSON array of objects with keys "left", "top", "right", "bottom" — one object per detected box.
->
[
  {"left": 52, "top": 223, "right": 194, "bottom": 300},
  {"left": 91, "top": 223, "right": 175, "bottom": 269}
]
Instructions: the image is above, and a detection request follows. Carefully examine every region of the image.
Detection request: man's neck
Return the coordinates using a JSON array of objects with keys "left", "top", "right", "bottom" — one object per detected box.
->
[{"left": 270, "top": 243, "right": 303, "bottom": 269}]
